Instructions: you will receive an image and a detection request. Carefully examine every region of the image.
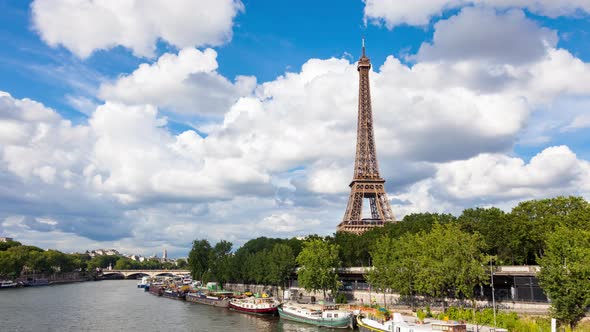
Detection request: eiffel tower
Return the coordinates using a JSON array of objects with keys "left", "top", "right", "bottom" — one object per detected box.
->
[{"left": 337, "top": 39, "right": 396, "bottom": 234}]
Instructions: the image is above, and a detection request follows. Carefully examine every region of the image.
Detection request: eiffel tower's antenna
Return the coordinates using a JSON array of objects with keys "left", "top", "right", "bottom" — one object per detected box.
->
[{"left": 362, "top": 36, "right": 365, "bottom": 57}]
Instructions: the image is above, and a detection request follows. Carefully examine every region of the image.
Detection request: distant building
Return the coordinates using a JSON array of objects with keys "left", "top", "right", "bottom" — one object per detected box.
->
[
  {"left": 163, "top": 249, "right": 168, "bottom": 260},
  {"left": 88, "top": 249, "right": 121, "bottom": 257},
  {"left": 0, "top": 237, "right": 13, "bottom": 242}
]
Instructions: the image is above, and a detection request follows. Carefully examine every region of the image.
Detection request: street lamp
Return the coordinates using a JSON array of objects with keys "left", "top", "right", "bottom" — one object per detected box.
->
[{"left": 490, "top": 256, "right": 496, "bottom": 327}]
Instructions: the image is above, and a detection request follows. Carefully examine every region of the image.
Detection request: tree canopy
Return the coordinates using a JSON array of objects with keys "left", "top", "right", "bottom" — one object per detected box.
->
[
  {"left": 296, "top": 239, "right": 341, "bottom": 298},
  {"left": 538, "top": 226, "right": 590, "bottom": 328}
]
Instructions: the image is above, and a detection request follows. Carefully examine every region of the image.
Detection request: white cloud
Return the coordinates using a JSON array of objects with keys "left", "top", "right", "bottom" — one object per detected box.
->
[
  {"left": 364, "top": 0, "right": 590, "bottom": 28},
  {"left": 259, "top": 213, "right": 320, "bottom": 233},
  {"left": 31, "top": 0, "right": 244, "bottom": 58},
  {"left": 415, "top": 7, "right": 557, "bottom": 64},
  {"left": 99, "top": 48, "right": 255, "bottom": 116},
  {"left": 433, "top": 146, "right": 590, "bottom": 201}
]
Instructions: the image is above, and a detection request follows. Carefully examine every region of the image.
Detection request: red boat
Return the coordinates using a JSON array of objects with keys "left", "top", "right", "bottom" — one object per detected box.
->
[
  {"left": 229, "top": 297, "right": 280, "bottom": 315},
  {"left": 148, "top": 285, "right": 163, "bottom": 296}
]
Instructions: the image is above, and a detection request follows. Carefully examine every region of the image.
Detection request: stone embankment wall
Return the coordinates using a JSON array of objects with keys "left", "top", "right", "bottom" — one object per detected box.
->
[
  {"left": 19, "top": 271, "right": 96, "bottom": 284},
  {"left": 223, "top": 283, "right": 549, "bottom": 314}
]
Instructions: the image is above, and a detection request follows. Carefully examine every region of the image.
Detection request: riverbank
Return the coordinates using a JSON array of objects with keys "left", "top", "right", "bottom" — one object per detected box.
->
[
  {"left": 7, "top": 271, "right": 98, "bottom": 288},
  {"left": 223, "top": 283, "right": 550, "bottom": 315}
]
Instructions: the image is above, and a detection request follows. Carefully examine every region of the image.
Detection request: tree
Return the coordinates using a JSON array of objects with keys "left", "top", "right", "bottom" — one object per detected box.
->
[
  {"left": 411, "top": 223, "right": 487, "bottom": 310},
  {"left": 458, "top": 207, "right": 513, "bottom": 263},
  {"left": 188, "top": 239, "right": 212, "bottom": 281},
  {"left": 368, "top": 233, "right": 422, "bottom": 309},
  {"left": 332, "top": 232, "right": 366, "bottom": 267},
  {"left": 176, "top": 258, "right": 188, "bottom": 269},
  {"left": 538, "top": 227, "right": 590, "bottom": 329},
  {"left": 244, "top": 250, "right": 269, "bottom": 284},
  {"left": 45, "top": 250, "right": 75, "bottom": 273},
  {"left": 209, "top": 240, "right": 233, "bottom": 285},
  {"left": 69, "top": 253, "right": 91, "bottom": 271},
  {"left": 0, "top": 240, "right": 21, "bottom": 251},
  {"left": 296, "top": 239, "right": 340, "bottom": 298},
  {"left": 509, "top": 196, "right": 590, "bottom": 264},
  {"left": 267, "top": 243, "right": 296, "bottom": 297},
  {"left": 114, "top": 257, "right": 136, "bottom": 270}
]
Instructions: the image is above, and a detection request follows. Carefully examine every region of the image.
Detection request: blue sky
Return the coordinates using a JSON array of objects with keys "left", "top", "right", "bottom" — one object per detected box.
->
[{"left": 0, "top": 0, "right": 589, "bottom": 257}]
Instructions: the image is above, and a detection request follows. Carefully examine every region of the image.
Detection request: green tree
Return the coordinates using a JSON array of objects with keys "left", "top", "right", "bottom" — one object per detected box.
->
[
  {"left": 509, "top": 196, "right": 590, "bottom": 264},
  {"left": 412, "top": 223, "right": 487, "bottom": 310},
  {"left": 26, "top": 250, "right": 51, "bottom": 274},
  {"left": 176, "top": 258, "right": 188, "bottom": 269},
  {"left": 0, "top": 240, "right": 21, "bottom": 251},
  {"left": 244, "top": 250, "right": 269, "bottom": 284},
  {"left": 296, "top": 239, "right": 340, "bottom": 298},
  {"left": 209, "top": 240, "right": 233, "bottom": 285},
  {"left": 188, "top": 239, "right": 212, "bottom": 281},
  {"left": 267, "top": 243, "right": 296, "bottom": 297},
  {"left": 45, "top": 250, "right": 75, "bottom": 273},
  {"left": 114, "top": 257, "right": 136, "bottom": 270},
  {"left": 538, "top": 227, "right": 590, "bottom": 329},
  {"left": 332, "top": 232, "right": 366, "bottom": 267},
  {"left": 69, "top": 253, "right": 91, "bottom": 271},
  {"left": 87, "top": 255, "right": 120, "bottom": 270},
  {"left": 458, "top": 207, "right": 513, "bottom": 263},
  {"left": 368, "top": 233, "right": 422, "bottom": 309}
]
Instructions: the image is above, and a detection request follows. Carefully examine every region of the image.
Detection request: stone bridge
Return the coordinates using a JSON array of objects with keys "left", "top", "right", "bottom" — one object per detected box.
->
[{"left": 100, "top": 269, "right": 190, "bottom": 279}]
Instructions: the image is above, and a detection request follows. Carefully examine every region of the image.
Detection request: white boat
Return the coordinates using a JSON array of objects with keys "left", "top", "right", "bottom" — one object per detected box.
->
[
  {"left": 0, "top": 280, "right": 17, "bottom": 288},
  {"left": 229, "top": 296, "right": 280, "bottom": 315},
  {"left": 181, "top": 275, "right": 192, "bottom": 285},
  {"left": 137, "top": 276, "right": 150, "bottom": 288},
  {"left": 278, "top": 303, "right": 353, "bottom": 328},
  {"left": 357, "top": 312, "right": 467, "bottom": 332}
]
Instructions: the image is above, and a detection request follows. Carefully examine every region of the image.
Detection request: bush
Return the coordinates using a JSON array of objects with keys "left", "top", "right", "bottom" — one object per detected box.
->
[{"left": 335, "top": 292, "right": 348, "bottom": 304}]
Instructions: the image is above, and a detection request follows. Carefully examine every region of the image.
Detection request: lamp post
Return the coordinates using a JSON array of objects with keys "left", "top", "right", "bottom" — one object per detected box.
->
[{"left": 490, "top": 257, "right": 497, "bottom": 327}]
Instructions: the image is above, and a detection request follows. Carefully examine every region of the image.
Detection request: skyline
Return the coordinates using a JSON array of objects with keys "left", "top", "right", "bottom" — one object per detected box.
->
[{"left": 1, "top": 0, "right": 590, "bottom": 257}]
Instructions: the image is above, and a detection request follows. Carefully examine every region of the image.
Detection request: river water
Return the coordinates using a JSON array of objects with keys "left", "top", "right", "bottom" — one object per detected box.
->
[{"left": 0, "top": 280, "right": 338, "bottom": 332}]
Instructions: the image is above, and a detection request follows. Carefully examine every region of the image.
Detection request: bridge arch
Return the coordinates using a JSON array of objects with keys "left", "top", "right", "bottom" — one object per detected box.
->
[
  {"left": 155, "top": 272, "right": 175, "bottom": 277},
  {"left": 126, "top": 272, "right": 149, "bottom": 279},
  {"left": 101, "top": 271, "right": 125, "bottom": 279}
]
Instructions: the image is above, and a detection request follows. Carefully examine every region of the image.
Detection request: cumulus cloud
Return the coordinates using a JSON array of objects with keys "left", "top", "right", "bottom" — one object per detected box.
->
[
  {"left": 415, "top": 7, "right": 557, "bottom": 65},
  {"left": 258, "top": 213, "right": 321, "bottom": 233},
  {"left": 99, "top": 48, "right": 255, "bottom": 116},
  {"left": 434, "top": 146, "right": 590, "bottom": 201},
  {"left": 31, "top": 0, "right": 244, "bottom": 58},
  {"left": 364, "top": 0, "right": 590, "bottom": 28}
]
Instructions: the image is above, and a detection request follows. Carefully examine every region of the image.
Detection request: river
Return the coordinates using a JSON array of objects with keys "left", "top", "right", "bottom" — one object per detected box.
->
[{"left": 0, "top": 280, "right": 339, "bottom": 331}]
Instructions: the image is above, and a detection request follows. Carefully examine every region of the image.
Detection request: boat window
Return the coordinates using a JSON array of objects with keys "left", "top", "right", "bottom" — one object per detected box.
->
[
  {"left": 327, "top": 314, "right": 332, "bottom": 318},
  {"left": 334, "top": 314, "right": 338, "bottom": 318}
]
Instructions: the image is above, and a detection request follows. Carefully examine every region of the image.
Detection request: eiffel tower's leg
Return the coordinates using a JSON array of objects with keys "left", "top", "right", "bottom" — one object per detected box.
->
[
  {"left": 377, "top": 192, "right": 395, "bottom": 221},
  {"left": 343, "top": 186, "right": 364, "bottom": 224},
  {"left": 369, "top": 196, "right": 379, "bottom": 219},
  {"left": 349, "top": 191, "right": 363, "bottom": 224}
]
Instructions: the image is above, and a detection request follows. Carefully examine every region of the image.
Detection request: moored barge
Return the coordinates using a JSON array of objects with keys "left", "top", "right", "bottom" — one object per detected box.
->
[{"left": 229, "top": 296, "right": 280, "bottom": 315}]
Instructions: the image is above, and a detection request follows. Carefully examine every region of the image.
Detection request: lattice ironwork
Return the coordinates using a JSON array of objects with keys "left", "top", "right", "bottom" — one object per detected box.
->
[{"left": 337, "top": 41, "right": 396, "bottom": 235}]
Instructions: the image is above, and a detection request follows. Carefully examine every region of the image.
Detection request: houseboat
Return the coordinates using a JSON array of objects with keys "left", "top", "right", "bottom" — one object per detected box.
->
[
  {"left": 278, "top": 303, "right": 353, "bottom": 328},
  {"left": 137, "top": 276, "right": 150, "bottom": 288},
  {"left": 0, "top": 280, "right": 17, "bottom": 288},
  {"left": 162, "top": 288, "right": 186, "bottom": 301},
  {"left": 229, "top": 296, "right": 280, "bottom": 315},
  {"left": 357, "top": 312, "right": 467, "bottom": 332},
  {"left": 186, "top": 291, "right": 232, "bottom": 307}
]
